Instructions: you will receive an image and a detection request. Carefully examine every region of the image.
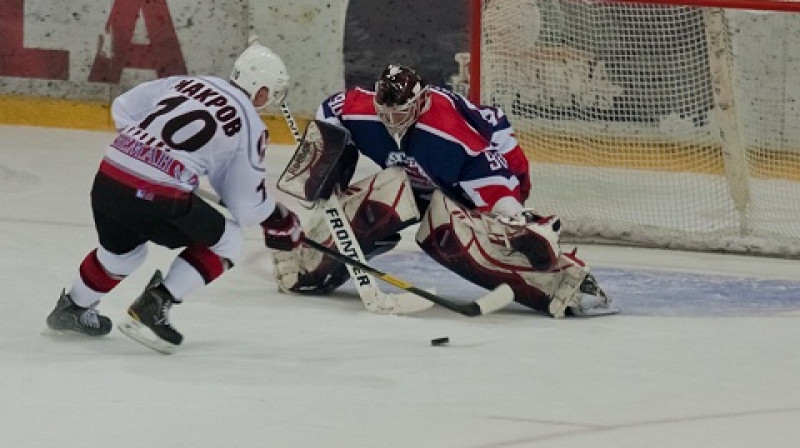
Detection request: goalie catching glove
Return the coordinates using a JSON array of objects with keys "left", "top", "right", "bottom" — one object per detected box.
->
[
  {"left": 496, "top": 210, "right": 561, "bottom": 272},
  {"left": 261, "top": 203, "right": 303, "bottom": 251},
  {"left": 417, "top": 190, "right": 619, "bottom": 317}
]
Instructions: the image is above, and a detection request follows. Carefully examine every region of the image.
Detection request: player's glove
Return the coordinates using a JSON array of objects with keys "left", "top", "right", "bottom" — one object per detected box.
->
[
  {"left": 496, "top": 209, "right": 561, "bottom": 271},
  {"left": 261, "top": 203, "right": 304, "bottom": 251}
]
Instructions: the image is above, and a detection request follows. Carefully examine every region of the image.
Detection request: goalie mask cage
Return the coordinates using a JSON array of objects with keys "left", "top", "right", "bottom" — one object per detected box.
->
[{"left": 469, "top": 0, "right": 800, "bottom": 257}]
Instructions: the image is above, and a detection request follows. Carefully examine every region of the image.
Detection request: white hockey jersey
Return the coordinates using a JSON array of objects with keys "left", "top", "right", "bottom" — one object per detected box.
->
[{"left": 107, "top": 75, "right": 276, "bottom": 227}]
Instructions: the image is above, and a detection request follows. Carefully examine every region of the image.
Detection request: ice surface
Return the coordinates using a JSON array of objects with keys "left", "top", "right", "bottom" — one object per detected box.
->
[{"left": 1, "top": 125, "right": 799, "bottom": 448}]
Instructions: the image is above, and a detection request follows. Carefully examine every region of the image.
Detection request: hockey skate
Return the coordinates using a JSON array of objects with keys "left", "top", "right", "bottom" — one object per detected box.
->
[
  {"left": 567, "top": 273, "right": 620, "bottom": 317},
  {"left": 46, "top": 290, "right": 112, "bottom": 336},
  {"left": 118, "top": 271, "right": 183, "bottom": 354}
]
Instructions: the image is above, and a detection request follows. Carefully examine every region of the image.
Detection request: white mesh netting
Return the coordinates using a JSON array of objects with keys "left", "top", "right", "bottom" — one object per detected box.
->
[{"left": 478, "top": 0, "right": 800, "bottom": 257}]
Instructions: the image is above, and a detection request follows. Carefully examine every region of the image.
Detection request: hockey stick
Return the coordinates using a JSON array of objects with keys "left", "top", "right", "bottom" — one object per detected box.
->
[
  {"left": 195, "top": 185, "right": 432, "bottom": 314},
  {"left": 279, "top": 101, "right": 302, "bottom": 144},
  {"left": 279, "top": 103, "right": 434, "bottom": 314},
  {"left": 302, "top": 237, "right": 514, "bottom": 317},
  {"left": 316, "top": 192, "right": 434, "bottom": 314}
]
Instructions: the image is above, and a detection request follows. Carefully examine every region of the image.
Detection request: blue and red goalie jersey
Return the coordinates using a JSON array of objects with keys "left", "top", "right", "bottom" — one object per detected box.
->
[{"left": 316, "top": 86, "right": 531, "bottom": 213}]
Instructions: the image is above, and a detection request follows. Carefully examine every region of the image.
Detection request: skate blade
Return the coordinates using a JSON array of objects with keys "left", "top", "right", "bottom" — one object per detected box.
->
[
  {"left": 118, "top": 318, "right": 177, "bottom": 355},
  {"left": 40, "top": 328, "right": 108, "bottom": 339}
]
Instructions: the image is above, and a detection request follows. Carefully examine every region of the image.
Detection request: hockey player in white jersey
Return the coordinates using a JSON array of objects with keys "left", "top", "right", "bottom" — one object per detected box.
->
[{"left": 46, "top": 38, "right": 303, "bottom": 353}]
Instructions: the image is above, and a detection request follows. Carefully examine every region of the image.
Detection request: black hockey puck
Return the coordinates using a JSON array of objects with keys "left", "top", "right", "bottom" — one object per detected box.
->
[{"left": 431, "top": 337, "right": 450, "bottom": 346}]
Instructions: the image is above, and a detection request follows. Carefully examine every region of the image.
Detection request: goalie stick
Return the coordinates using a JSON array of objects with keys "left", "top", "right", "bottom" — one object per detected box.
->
[
  {"left": 278, "top": 102, "right": 433, "bottom": 314},
  {"left": 302, "top": 237, "right": 514, "bottom": 317},
  {"left": 316, "top": 191, "right": 434, "bottom": 314},
  {"left": 194, "top": 186, "right": 433, "bottom": 314}
]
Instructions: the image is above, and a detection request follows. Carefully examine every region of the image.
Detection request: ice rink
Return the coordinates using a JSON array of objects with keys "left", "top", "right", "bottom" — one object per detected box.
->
[{"left": 2, "top": 125, "right": 800, "bottom": 448}]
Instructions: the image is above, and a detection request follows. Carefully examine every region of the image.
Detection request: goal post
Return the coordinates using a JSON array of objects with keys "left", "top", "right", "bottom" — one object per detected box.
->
[{"left": 469, "top": 0, "right": 800, "bottom": 257}]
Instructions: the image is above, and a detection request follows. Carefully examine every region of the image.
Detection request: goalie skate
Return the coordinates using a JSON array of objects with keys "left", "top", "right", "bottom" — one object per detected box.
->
[{"left": 566, "top": 274, "right": 620, "bottom": 317}]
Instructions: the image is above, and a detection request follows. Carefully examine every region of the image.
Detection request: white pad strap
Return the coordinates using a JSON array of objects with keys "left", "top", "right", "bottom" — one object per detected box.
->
[{"left": 547, "top": 251, "right": 590, "bottom": 318}]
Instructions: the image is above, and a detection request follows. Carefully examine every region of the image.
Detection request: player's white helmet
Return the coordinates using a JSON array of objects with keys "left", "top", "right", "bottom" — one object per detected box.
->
[
  {"left": 230, "top": 37, "right": 290, "bottom": 109},
  {"left": 374, "top": 64, "right": 430, "bottom": 137}
]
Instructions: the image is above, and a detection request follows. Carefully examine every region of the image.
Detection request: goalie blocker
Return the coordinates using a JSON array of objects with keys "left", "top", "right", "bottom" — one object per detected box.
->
[
  {"left": 274, "top": 120, "right": 425, "bottom": 306},
  {"left": 277, "top": 119, "right": 359, "bottom": 203}
]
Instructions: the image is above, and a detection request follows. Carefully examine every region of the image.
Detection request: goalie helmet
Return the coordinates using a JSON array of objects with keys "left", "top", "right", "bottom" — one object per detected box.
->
[
  {"left": 373, "top": 64, "right": 430, "bottom": 137},
  {"left": 230, "top": 37, "right": 290, "bottom": 109}
]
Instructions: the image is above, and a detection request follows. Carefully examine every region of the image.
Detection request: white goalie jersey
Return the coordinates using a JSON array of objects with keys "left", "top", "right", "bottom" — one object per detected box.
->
[{"left": 108, "top": 75, "right": 276, "bottom": 227}]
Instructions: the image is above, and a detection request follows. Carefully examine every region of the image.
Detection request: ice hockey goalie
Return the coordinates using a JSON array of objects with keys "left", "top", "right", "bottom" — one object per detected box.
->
[
  {"left": 272, "top": 63, "right": 619, "bottom": 317},
  {"left": 273, "top": 160, "right": 617, "bottom": 317}
]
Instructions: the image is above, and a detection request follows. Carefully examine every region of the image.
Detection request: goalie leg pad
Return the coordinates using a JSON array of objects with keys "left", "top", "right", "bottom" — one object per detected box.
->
[
  {"left": 415, "top": 190, "right": 614, "bottom": 317},
  {"left": 416, "top": 190, "right": 555, "bottom": 313},
  {"left": 273, "top": 167, "right": 420, "bottom": 294},
  {"left": 547, "top": 250, "right": 618, "bottom": 318},
  {"left": 547, "top": 251, "right": 591, "bottom": 317}
]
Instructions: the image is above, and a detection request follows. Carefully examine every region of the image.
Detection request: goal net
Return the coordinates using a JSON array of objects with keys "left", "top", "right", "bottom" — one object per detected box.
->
[{"left": 469, "top": 0, "right": 800, "bottom": 257}]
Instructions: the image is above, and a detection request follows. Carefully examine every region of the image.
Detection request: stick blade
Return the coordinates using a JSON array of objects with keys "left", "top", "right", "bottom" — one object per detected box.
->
[
  {"left": 474, "top": 283, "right": 515, "bottom": 316},
  {"left": 366, "top": 291, "right": 436, "bottom": 315}
]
